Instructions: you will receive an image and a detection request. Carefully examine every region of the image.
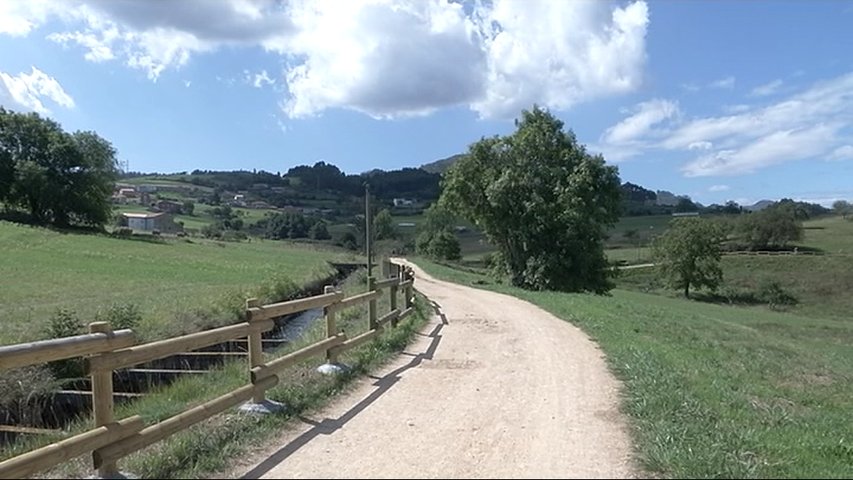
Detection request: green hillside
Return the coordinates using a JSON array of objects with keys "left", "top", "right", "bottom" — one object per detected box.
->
[{"left": 0, "top": 221, "right": 354, "bottom": 344}]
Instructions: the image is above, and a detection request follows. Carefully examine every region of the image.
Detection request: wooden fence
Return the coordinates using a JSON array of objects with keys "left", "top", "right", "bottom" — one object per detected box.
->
[{"left": 0, "top": 261, "right": 416, "bottom": 479}]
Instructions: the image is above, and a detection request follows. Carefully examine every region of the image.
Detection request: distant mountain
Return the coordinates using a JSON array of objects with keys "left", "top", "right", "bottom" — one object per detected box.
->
[
  {"left": 745, "top": 200, "right": 775, "bottom": 212},
  {"left": 420, "top": 154, "right": 466, "bottom": 174}
]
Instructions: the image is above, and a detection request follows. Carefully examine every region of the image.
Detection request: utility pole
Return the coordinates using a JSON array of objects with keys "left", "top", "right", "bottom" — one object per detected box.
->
[{"left": 365, "top": 183, "right": 372, "bottom": 277}]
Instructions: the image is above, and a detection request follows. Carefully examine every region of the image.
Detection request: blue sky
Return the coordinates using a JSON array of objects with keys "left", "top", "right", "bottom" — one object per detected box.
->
[{"left": 1, "top": 0, "right": 852, "bottom": 207}]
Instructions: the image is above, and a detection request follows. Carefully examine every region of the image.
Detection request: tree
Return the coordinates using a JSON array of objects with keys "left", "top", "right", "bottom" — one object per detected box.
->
[
  {"left": 441, "top": 106, "right": 622, "bottom": 292},
  {"left": 0, "top": 108, "right": 118, "bottom": 227},
  {"left": 310, "top": 220, "right": 331, "bottom": 240},
  {"left": 833, "top": 200, "right": 852, "bottom": 219},
  {"left": 653, "top": 218, "right": 726, "bottom": 298},
  {"left": 182, "top": 200, "right": 195, "bottom": 216},
  {"left": 674, "top": 197, "right": 698, "bottom": 213},
  {"left": 415, "top": 204, "right": 461, "bottom": 261},
  {"left": 737, "top": 203, "right": 803, "bottom": 250},
  {"left": 373, "top": 208, "right": 396, "bottom": 240}
]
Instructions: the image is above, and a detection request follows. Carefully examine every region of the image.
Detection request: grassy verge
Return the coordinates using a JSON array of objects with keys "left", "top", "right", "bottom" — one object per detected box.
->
[
  {"left": 414, "top": 258, "right": 852, "bottom": 479},
  {"left": 2, "top": 268, "right": 430, "bottom": 479}
]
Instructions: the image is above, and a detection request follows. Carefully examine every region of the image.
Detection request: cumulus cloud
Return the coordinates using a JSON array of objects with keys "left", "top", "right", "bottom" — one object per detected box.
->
[
  {"left": 1, "top": 0, "right": 650, "bottom": 118},
  {"left": 471, "top": 0, "right": 650, "bottom": 119},
  {"left": 0, "top": 66, "right": 75, "bottom": 114},
  {"left": 708, "top": 184, "right": 730, "bottom": 192}
]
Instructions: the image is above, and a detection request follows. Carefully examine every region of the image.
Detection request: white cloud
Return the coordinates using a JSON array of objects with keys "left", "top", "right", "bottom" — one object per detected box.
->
[
  {"left": 183, "top": 80, "right": 192, "bottom": 88},
  {"left": 247, "top": 69, "right": 274, "bottom": 88},
  {"left": 708, "top": 184, "right": 730, "bottom": 192},
  {"left": 602, "top": 99, "right": 678, "bottom": 144},
  {"left": 681, "top": 83, "right": 700, "bottom": 92},
  {"left": 596, "top": 72, "right": 853, "bottom": 176},
  {"left": 751, "top": 79, "right": 784, "bottom": 96},
  {"left": 687, "top": 141, "right": 712, "bottom": 150},
  {"left": 471, "top": 0, "right": 650, "bottom": 119},
  {"left": 722, "top": 104, "right": 750, "bottom": 114},
  {"left": 829, "top": 145, "right": 853, "bottom": 161},
  {"left": 1, "top": 0, "right": 650, "bottom": 119},
  {"left": 682, "top": 123, "right": 838, "bottom": 177},
  {"left": 0, "top": 66, "right": 75, "bottom": 114},
  {"left": 709, "top": 76, "right": 735, "bottom": 89}
]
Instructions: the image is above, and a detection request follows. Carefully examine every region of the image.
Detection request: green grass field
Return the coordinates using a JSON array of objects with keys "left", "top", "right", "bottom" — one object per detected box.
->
[
  {"left": 414, "top": 258, "right": 853, "bottom": 479},
  {"left": 0, "top": 221, "right": 356, "bottom": 344},
  {"left": 616, "top": 216, "right": 853, "bottom": 319}
]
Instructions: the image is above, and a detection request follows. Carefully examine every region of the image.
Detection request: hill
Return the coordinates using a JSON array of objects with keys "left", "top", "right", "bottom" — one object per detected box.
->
[{"left": 420, "top": 153, "right": 466, "bottom": 174}]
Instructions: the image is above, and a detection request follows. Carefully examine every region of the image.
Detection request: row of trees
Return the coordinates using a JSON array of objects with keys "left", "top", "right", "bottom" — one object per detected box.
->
[{"left": 0, "top": 108, "right": 118, "bottom": 227}]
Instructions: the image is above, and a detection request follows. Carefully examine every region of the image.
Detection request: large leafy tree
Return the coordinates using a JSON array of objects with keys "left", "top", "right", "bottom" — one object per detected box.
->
[
  {"left": 0, "top": 108, "right": 118, "bottom": 227},
  {"left": 737, "top": 202, "right": 803, "bottom": 250},
  {"left": 373, "top": 208, "right": 396, "bottom": 240},
  {"left": 653, "top": 217, "right": 726, "bottom": 298},
  {"left": 415, "top": 203, "right": 461, "bottom": 261},
  {"left": 440, "top": 106, "right": 622, "bottom": 292}
]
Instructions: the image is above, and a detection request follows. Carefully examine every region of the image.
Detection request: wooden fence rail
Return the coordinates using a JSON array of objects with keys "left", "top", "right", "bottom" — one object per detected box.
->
[{"left": 0, "top": 260, "right": 415, "bottom": 479}]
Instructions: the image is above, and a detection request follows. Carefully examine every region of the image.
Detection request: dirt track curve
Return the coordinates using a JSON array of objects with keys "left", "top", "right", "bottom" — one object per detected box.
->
[{"left": 237, "top": 259, "right": 635, "bottom": 479}]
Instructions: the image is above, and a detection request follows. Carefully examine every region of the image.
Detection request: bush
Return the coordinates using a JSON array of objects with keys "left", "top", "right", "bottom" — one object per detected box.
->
[
  {"left": 95, "top": 303, "right": 143, "bottom": 331},
  {"left": 47, "top": 308, "right": 84, "bottom": 338},
  {"left": 756, "top": 280, "right": 798, "bottom": 309},
  {"left": 45, "top": 309, "right": 85, "bottom": 379}
]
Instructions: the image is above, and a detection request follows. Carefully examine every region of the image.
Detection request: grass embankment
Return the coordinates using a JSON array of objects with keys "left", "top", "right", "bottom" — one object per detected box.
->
[
  {"left": 414, "top": 259, "right": 852, "bottom": 479},
  {"left": 3, "top": 268, "right": 431, "bottom": 479},
  {"left": 0, "top": 221, "right": 355, "bottom": 344}
]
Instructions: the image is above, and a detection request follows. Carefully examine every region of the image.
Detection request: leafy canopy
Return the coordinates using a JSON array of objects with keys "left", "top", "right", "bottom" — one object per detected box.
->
[
  {"left": 653, "top": 217, "right": 726, "bottom": 298},
  {"left": 440, "top": 106, "right": 622, "bottom": 292},
  {"left": 0, "top": 108, "right": 118, "bottom": 227}
]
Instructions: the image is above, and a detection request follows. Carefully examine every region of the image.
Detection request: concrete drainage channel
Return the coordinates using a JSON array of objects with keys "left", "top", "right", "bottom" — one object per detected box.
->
[
  {"left": 0, "top": 262, "right": 361, "bottom": 446},
  {"left": 53, "top": 307, "right": 324, "bottom": 415}
]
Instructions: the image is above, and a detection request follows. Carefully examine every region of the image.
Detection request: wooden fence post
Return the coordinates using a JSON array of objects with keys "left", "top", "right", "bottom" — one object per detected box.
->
[
  {"left": 367, "top": 276, "right": 378, "bottom": 330},
  {"left": 389, "top": 281, "right": 398, "bottom": 328},
  {"left": 88, "top": 322, "right": 118, "bottom": 478},
  {"left": 405, "top": 268, "right": 413, "bottom": 309},
  {"left": 324, "top": 286, "right": 339, "bottom": 364},
  {"left": 246, "top": 298, "right": 265, "bottom": 403}
]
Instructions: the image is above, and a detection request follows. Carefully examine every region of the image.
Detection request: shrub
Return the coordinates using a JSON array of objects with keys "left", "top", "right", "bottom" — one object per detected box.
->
[
  {"left": 45, "top": 309, "right": 85, "bottom": 379},
  {"left": 95, "top": 303, "right": 143, "bottom": 331},
  {"left": 756, "top": 280, "right": 798, "bottom": 309},
  {"left": 47, "top": 308, "right": 84, "bottom": 338}
]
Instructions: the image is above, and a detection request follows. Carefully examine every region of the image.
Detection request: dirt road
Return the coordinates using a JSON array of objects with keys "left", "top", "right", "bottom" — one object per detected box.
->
[{"left": 239, "top": 260, "right": 635, "bottom": 479}]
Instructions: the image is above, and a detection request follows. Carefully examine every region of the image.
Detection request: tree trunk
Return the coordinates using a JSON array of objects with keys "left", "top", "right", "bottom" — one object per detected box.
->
[{"left": 684, "top": 282, "right": 690, "bottom": 298}]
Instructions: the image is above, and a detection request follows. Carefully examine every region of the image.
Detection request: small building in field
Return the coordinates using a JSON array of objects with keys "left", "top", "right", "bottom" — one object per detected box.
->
[
  {"left": 122, "top": 212, "right": 181, "bottom": 233},
  {"left": 671, "top": 211, "right": 700, "bottom": 217}
]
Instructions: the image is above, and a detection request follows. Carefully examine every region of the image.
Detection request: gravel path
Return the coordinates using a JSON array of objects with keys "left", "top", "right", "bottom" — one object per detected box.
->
[{"left": 238, "top": 259, "right": 635, "bottom": 479}]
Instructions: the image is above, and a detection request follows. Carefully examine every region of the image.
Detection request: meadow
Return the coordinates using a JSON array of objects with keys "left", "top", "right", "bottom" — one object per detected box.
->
[
  {"left": 415, "top": 258, "right": 853, "bottom": 479},
  {"left": 617, "top": 216, "right": 853, "bottom": 320},
  {"left": 0, "top": 221, "right": 356, "bottom": 344}
]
